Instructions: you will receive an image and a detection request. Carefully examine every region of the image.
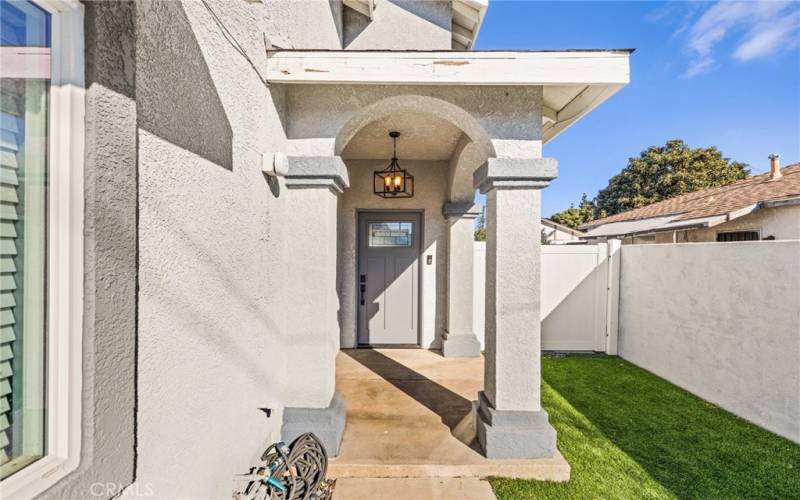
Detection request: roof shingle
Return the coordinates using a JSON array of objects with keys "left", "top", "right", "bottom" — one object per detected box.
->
[{"left": 582, "top": 163, "right": 800, "bottom": 229}]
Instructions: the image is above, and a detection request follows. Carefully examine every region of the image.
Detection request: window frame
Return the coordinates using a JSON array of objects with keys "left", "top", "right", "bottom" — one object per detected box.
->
[
  {"left": 715, "top": 229, "right": 761, "bottom": 242},
  {"left": 0, "top": 0, "right": 84, "bottom": 497}
]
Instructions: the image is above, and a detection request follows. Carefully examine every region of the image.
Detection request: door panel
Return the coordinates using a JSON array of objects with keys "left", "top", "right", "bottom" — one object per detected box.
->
[{"left": 358, "top": 213, "right": 421, "bottom": 345}]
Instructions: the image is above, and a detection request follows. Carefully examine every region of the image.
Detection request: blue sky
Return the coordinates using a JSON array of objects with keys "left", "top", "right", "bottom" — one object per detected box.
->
[{"left": 473, "top": 1, "right": 800, "bottom": 216}]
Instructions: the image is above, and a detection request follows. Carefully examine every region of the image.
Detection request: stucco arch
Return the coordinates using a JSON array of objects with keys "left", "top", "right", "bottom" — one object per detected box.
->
[
  {"left": 447, "top": 134, "right": 486, "bottom": 202},
  {"left": 334, "top": 94, "right": 495, "bottom": 202},
  {"left": 334, "top": 95, "right": 495, "bottom": 159}
]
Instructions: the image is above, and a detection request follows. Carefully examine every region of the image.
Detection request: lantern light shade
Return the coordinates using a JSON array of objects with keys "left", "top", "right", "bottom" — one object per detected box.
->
[{"left": 374, "top": 131, "right": 414, "bottom": 198}]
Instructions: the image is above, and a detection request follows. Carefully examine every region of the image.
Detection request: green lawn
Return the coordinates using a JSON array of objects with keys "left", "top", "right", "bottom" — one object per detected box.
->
[{"left": 491, "top": 355, "right": 800, "bottom": 500}]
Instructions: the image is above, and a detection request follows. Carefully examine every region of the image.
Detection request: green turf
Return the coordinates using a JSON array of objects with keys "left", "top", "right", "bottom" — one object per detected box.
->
[{"left": 490, "top": 355, "right": 800, "bottom": 500}]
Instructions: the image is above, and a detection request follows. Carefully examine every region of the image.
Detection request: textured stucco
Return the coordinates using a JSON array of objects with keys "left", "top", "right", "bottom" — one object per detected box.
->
[
  {"left": 618, "top": 241, "right": 800, "bottom": 443},
  {"left": 264, "top": 0, "right": 343, "bottom": 49},
  {"left": 40, "top": 2, "right": 137, "bottom": 498},
  {"left": 482, "top": 186, "right": 544, "bottom": 411},
  {"left": 344, "top": 0, "right": 452, "bottom": 50},
  {"left": 282, "top": 184, "right": 340, "bottom": 407},
  {"left": 442, "top": 204, "right": 481, "bottom": 357},
  {"left": 280, "top": 84, "right": 543, "bottom": 158},
  {"left": 338, "top": 160, "right": 449, "bottom": 349},
  {"left": 134, "top": 1, "right": 292, "bottom": 497}
]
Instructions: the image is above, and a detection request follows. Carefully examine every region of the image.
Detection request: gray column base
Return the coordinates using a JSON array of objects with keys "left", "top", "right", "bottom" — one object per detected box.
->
[
  {"left": 282, "top": 391, "right": 347, "bottom": 457},
  {"left": 475, "top": 391, "right": 557, "bottom": 459},
  {"left": 441, "top": 331, "right": 481, "bottom": 358}
]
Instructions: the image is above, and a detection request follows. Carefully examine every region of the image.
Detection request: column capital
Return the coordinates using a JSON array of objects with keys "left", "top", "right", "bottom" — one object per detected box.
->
[
  {"left": 284, "top": 155, "right": 350, "bottom": 194},
  {"left": 473, "top": 157, "right": 558, "bottom": 194},
  {"left": 442, "top": 202, "right": 481, "bottom": 219}
]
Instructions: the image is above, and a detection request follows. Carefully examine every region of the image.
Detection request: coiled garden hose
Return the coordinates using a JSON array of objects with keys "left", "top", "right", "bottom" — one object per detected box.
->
[{"left": 237, "top": 433, "right": 330, "bottom": 500}]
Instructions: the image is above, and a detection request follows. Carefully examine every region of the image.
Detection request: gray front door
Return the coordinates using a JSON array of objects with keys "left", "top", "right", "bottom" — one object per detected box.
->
[{"left": 357, "top": 212, "right": 421, "bottom": 346}]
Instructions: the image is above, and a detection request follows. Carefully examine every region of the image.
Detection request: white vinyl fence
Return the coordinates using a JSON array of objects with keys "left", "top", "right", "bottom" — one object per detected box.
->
[{"left": 473, "top": 241, "right": 620, "bottom": 352}]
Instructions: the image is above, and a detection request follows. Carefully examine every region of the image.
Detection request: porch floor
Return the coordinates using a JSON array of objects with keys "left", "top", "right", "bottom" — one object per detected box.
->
[{"left": 328, "top": 349, "right": 570, "bottom": 480}]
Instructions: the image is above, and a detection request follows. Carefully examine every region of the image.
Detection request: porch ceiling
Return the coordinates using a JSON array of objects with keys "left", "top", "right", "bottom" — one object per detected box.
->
[
  {"left": 265, "top": 49, "right": 632, "bottom": 143},
  {"left": 341, "top": 112, "right": 463, "bottom": 160}
]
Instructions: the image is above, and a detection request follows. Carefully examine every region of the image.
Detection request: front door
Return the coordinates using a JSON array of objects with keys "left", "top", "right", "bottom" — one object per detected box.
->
[{"left": 357, "top": 212, "right": 421, "bottom": 346}]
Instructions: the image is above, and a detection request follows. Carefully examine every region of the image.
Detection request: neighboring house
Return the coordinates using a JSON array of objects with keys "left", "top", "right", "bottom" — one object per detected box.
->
[
  {"left": 581, "top": 157, "right": 800, "bottom": 244},
  {"left": 0, "top": 0, "right": 631, "bottom": 498},
  {"left": 541, "top": 218, "right": 585, "bottom": 244}
]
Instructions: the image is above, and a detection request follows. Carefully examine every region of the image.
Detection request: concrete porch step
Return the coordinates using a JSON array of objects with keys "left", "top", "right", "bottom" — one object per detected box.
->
[
  {"left": 333, "top": 478, "right": 497, "bottom": 500},
  {"left": 327, "top": 451, "right": 570, "bottom": 480}
]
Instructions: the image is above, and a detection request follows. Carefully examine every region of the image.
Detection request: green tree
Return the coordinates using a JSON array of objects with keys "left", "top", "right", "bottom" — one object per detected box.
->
[
  {"left": 550, "top": 193, "right": 596, "bottom": 229},
  {"left": 595, "top": 139, "right": 749, "bottom": 216},
  {"left": 474, "top": 208, "right": 486, "bottom": 241}
]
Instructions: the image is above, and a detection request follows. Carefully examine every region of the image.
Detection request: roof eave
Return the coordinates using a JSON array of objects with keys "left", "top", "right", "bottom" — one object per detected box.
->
[{"left": 265, "top": 49, "right": 631, "bottom": 144}]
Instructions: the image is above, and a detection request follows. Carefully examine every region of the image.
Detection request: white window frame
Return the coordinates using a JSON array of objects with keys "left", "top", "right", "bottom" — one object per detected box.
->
[{"left": 0, "top": 1, "right": 84, "bottom": 498}]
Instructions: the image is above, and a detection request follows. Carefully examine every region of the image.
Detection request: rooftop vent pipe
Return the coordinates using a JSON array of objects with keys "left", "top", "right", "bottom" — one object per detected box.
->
[{"left": 769, "top": 153, "right": 782, "bottom": 179}]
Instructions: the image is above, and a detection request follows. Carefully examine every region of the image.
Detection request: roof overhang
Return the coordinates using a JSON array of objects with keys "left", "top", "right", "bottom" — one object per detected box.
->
[
  {"left": 581, "top": 214, "right": 728, "bottom": 239},
  {"left": 265, "top": 49, "right": 632, "bottom": 143},
  {"left": 452, "top": 0, "right": 489, "bottom": 50}
]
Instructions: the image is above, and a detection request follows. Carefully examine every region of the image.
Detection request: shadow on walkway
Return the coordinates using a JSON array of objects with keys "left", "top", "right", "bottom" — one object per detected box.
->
[{"left": 342, "top": 349, "right": 473, "bottom": 432}]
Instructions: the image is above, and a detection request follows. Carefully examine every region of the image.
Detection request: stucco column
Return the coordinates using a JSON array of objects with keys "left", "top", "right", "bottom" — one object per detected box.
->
[
  {"left": 280, "top": 156, "right": 348, "bottom": 455},
  {"left": 441, "top": 202, "right": 482, "bottom": 357},
  {"left": 473, "top": 157, "right": 559, "bottom": 459}
]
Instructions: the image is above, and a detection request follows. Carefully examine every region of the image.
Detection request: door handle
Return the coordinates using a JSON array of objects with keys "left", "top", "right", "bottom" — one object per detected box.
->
[{"left": 360, "top": 274, "right": 366, "bottom": 305}]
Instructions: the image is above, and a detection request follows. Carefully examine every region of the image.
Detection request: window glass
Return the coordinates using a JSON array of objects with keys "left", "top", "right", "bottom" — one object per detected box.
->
[
  {"left": 368, "top": 222, "right": 413, "bottom": 248},
  {"left": 716, "top": 231, "right": 759, "bottom": 242},
  {"left": 1, "top": 0, "right": 50, "bottom": 47},
  {"left": 0, "top": 0, "right": 50, "bottom": 480}
]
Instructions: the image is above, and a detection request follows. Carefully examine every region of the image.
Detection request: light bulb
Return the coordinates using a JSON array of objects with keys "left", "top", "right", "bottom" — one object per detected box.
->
[{"left": 394, "top": 175, "right": 402, "bottom": 189}]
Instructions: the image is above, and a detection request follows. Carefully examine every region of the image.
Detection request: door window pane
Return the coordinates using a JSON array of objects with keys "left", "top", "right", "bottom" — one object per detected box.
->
[
  {"left": 368, "top": 222, "right": 413, "bottom": 247},
  {"left": 0, "top": 0, "right": 50, "bottom": 480}
]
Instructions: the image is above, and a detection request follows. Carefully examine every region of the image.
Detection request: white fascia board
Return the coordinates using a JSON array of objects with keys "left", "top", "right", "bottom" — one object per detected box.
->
[
  {"left": 760, "top": 196, "right": 800, "bottom": 208},
  {"left": 265, "top": 50, "right": 631, "bottom": 86},
  {"left": 722, "top": 203, "right": 759, "bottom": 224}
]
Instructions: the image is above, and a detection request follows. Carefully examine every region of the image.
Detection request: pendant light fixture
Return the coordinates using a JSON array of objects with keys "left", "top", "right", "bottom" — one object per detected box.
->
[{"left": 373, "top": 131, "right": 414, "bottom": 198}]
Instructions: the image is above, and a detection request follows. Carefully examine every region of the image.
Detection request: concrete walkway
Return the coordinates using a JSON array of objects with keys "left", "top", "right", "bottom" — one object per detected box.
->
[
  {"left": 333, "top": 478, "right": 496, "bottom": 500},
  {"left": 329, "top": 349, "right": 569, "bottom": 487}
]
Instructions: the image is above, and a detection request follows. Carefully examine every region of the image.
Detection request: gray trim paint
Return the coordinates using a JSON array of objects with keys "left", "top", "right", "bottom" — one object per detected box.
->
[
  {"left": 475, "top": 392, "right": 557, "bottom": 459},
  {"left": 473, "top": 158, "right": 559, "bottom": 193},
  {"left": 441, "top": 332, "right": 480, "bottom": 357},
  {"left": 281, "top": 391, "right": 347, "bottom": 457},
  {"left": 284, "top": 155, "right": 350, "bottom": 194},
  {"left": 442, "top": 201, "right": 480, "bottom": 219}
]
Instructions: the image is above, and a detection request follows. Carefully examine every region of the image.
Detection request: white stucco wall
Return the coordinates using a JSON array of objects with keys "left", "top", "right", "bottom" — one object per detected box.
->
[
  {"left": 339, "top": 160, "right": 448, "bottom": 349},
  {"left": 542, "top": 225, "right": 582, "bottom": 243},
  {"left": 343, "top": 0, "right": 452, "bottom": 49},
  {"left": 686, "top": 205, "right": 800, "bottom": 242},
  {"left": 135, "top": 1, "right": 297, "bottom": 497},
  {"left": 618, "top": 241, "right": 800, "bottom": 443}
]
